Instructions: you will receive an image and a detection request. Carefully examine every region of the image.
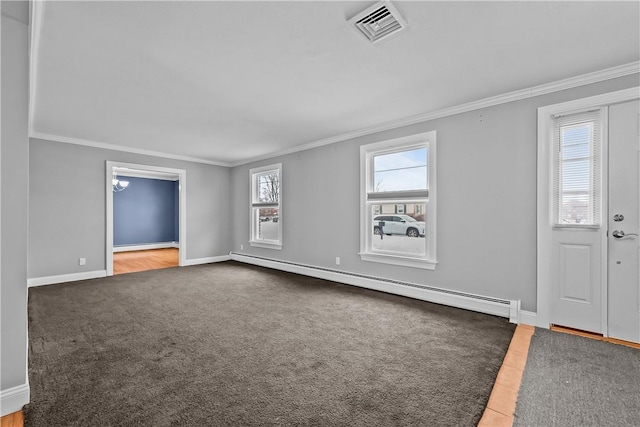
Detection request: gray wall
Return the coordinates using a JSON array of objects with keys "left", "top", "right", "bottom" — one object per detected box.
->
[
  {"left": 1, "top": 7, "right": 29, "bottom": 393},
  {"left": 231, "top": 74, "right": 640, "bottom": 313},
  {"left": 28, "top": 140, "right": 231, "bottom": 278}
]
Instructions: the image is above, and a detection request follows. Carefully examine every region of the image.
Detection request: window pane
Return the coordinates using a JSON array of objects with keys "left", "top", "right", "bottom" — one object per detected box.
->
[
  {"left": 557, "top": 120, "right": 597, "bottom": 225},
  {"left": 559, "top": 193, "right": 590, "bottom": 225},
  {"left": 371, "top": 203, "right": 426, "bottom": 256},
  {"left": 255, "top": 207, "right": 279, "bottom": 241},
  {"left": 562, "top": 142, "right": 589, "bottom": 160},
  {"left": 256, "top": 172, "right": 279, "bottom": 203},
  {"left": 373, "top": 148, "right": 427, "bottom": 192}
]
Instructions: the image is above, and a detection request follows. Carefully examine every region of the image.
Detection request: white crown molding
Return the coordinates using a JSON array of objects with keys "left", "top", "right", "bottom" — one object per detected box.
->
[
  {"left": 29, "top": 61, "right": 639, "bottom": 168},
  {"left": 230, "top": 61, "right": 640, "bottom": 167},
  {"left": 29, "top": 132, "right": 232, "bottom": 167}
]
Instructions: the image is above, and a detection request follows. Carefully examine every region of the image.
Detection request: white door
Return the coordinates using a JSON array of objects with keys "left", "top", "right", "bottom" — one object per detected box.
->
[
  {"left": 538, "top": 88, "right": 640, "bottom": 340},
  {"left": 549, "top": 109, "right": 605, "bottom": 334},
  {"left": 607, "top": 100, "right": 640, "bottom": 343}
]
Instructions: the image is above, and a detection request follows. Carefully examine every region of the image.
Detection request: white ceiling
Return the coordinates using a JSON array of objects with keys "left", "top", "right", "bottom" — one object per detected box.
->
[{"left": 30, "top": 1, "right": 640, "bottom": 166}]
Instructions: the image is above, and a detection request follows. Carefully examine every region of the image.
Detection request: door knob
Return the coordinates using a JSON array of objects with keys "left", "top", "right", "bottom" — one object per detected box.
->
[{"left": 612, "top": 229, "right": 639, "bottom": 239}]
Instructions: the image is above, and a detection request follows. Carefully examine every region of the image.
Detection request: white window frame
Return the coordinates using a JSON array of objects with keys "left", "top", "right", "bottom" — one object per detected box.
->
[
  {"left": 552, "top": 108, "right": 603, "bottom": 229},
  {"left": 359, "top": 131, "right": 437, "bottom": 270},
  {"left": 249, "top": 163, "right": 282, "bottom": 250}
]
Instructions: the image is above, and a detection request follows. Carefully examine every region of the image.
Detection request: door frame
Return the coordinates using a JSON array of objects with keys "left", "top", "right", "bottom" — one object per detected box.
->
[
  {"left": 536, "top": 87, "right": 640, "bottom": 331},
  {"left": 106, "top": 161, "right": 187, "bottom": 276}
]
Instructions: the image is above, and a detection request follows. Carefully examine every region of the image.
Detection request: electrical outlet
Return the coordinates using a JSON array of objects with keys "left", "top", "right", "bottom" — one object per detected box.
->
[
  {"left": 335, "top": 257, "right": 341, "bottom": 265},
  {"left": 240, "top": 244, "right": 244, "bottom": 250},
  {"left": 79, "top": 258, "right": 86, "bottom": 266}
]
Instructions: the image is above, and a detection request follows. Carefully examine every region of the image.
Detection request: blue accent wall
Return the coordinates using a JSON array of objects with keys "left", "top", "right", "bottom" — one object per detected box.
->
[{"left": 113, "top": 177, "right": 179, "bottom": 246}]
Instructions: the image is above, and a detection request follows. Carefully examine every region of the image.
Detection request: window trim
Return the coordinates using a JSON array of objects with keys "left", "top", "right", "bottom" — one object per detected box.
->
[
  {"left": 359, "top": 131, "right": 437, "bottom": 270},
  {"left": 249, "top": 163, "right": 282, "bottom": 250}
]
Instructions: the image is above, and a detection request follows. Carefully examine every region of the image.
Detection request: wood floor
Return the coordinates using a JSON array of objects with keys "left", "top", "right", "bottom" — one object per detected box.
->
[
  {"left": 113, "top": 248, "right": 179, "bottom": 275},
  {"left": 550, "top": 325, "right": 640, "bottom": 350},
  {"left": 0, "top": 411, "right": 22, "bottom": 427}
]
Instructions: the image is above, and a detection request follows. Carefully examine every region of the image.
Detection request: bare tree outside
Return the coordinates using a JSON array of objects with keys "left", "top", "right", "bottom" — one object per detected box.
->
[{"left": 258, "top": 173, "right": 279, "bottom": 203}]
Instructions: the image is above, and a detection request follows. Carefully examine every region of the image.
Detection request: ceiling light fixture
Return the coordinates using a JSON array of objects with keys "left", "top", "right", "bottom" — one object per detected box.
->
[{"left": 112, "top": 174, "right": 129, "bottom": 192}]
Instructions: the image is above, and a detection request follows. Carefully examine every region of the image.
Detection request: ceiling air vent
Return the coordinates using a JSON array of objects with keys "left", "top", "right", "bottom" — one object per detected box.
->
[{"left": 349, "top": 1, "right": 407, "bottom": 44}]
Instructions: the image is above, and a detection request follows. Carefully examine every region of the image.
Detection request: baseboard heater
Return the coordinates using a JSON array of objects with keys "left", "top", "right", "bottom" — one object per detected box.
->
[{"left": 229, "top": 252, "right": 519, "bottom": 323}]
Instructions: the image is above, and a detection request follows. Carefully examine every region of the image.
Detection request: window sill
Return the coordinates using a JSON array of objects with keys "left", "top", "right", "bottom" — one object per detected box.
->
[
  {"left": 249, "top": 241, "right": 282, "bottom": 250},
  {"left": 359, "top": 252, "right": 437, "bottom": 270}
]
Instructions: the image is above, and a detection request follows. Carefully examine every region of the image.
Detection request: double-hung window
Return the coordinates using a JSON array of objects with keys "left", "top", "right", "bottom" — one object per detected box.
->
[
  {"left": 250, "top": 164, "right": 282, "bottom": 249},
  {"left": 552, "top": 109, "right": 602, "bottom": 227},
  {"left": 360, "top": 131, "right": 437, "bottom": 269}
]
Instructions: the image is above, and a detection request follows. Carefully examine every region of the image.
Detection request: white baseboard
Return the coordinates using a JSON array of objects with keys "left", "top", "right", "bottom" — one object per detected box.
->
[
  {"left": 518, "top": 310, "right": 538, "bottom": 326},
  {"left": 0, "top": 383, "right": 29, "bottom": 416},
  {"left": 182, "top": 255, "right": 230, "bottom": 266},
  {"left": 27, "top": 256, "right": 230, "bottom": 286},
  {"left": 230, "top": 253, "right": 517, "bottom": 320},
  {"left": 113, "top": 242, "right": 179, "bottom": 252},
  {"left": 27, "top": 270, "right": 107, "bottom": 287}
]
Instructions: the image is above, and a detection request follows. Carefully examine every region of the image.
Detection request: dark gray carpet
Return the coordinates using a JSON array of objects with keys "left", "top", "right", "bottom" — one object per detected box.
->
[
  {"left": 25, "top": 261, "right": 514, "bottom": 426},
  {"left": 514, "top": 328, "right": 640, "bottom": 427}
]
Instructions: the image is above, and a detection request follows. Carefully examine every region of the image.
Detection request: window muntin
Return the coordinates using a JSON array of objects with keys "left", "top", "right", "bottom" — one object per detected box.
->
[
  {"left": 360, "top": 132, "right": 436, "bottom": 269},
  {"left": 250, "top": 164, "right": 282, "bottom": 248},
  {"left": 553, "top": 110, "right": 601, "bottom": 226}
]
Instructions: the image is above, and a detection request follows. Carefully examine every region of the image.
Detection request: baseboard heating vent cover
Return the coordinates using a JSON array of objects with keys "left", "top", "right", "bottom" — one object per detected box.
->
[
  {"left": 229, "top": 252, "right": 519, "bottom": 322},
  {"left": 349, "top": 1, "right": 407, "bottom": 44}
]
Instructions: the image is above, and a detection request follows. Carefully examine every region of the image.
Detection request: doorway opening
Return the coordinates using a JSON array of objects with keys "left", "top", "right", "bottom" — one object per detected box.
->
[{"left": 106, "top": 161, "right": 187, "bottom": 276}]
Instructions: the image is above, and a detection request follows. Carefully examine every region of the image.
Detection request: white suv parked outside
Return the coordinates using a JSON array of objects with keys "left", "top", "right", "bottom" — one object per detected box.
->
[{"left": 373, "top": 215, "right": 425, "bottom": 237}]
